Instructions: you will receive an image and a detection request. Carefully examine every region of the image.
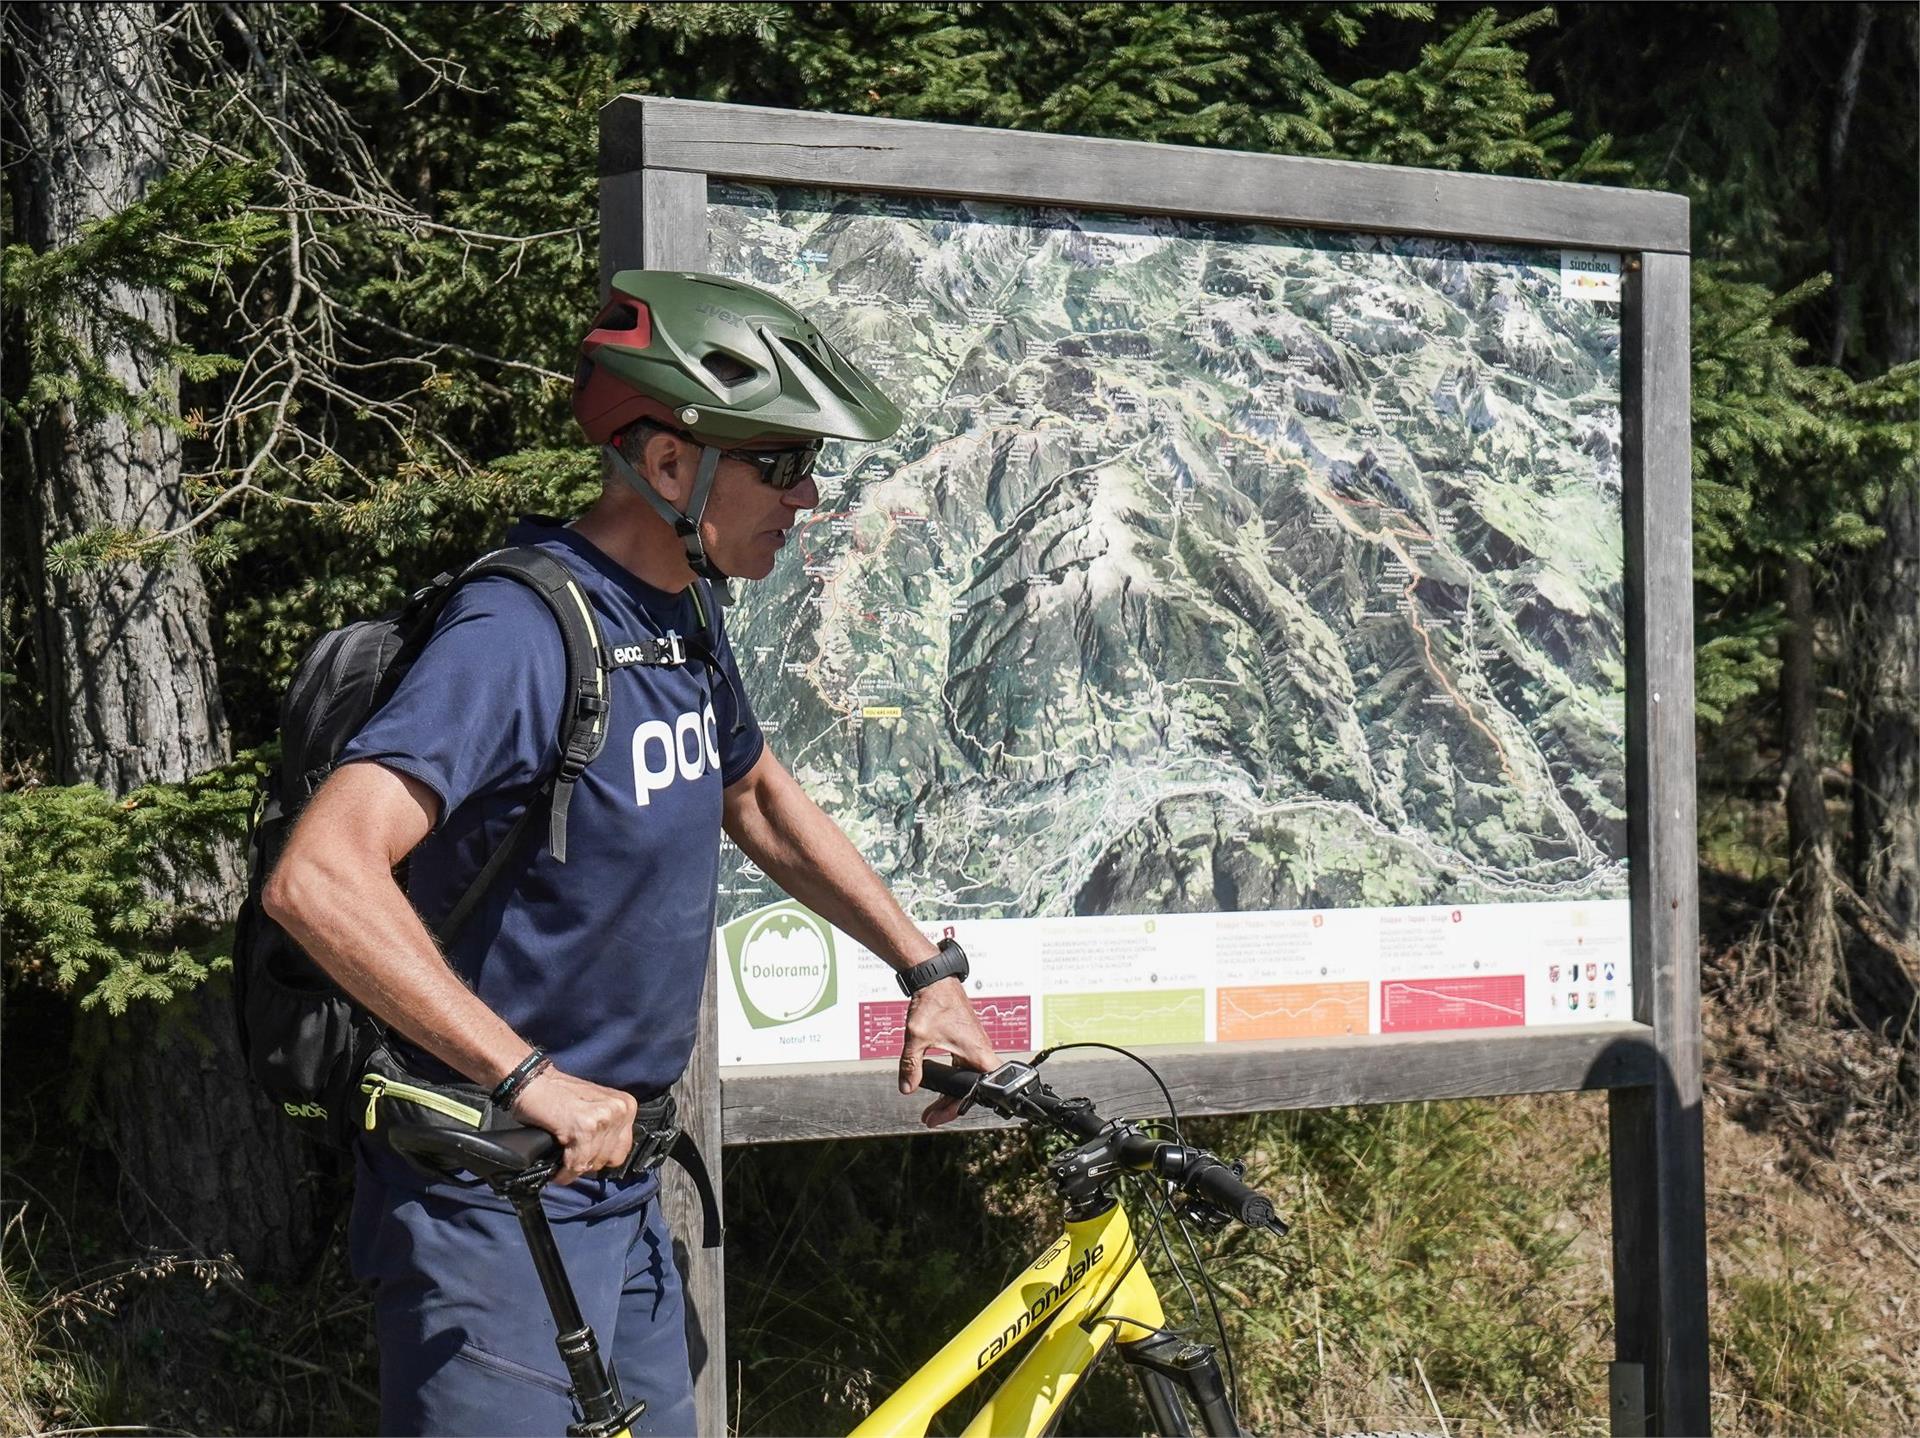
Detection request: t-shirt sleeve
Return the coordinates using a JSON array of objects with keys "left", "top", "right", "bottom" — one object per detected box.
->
[
  {"left": 709, "top": 605, "right": 765, "bottom": 787},
  {"left": 339, "top": 578, "right": 567, "bottom": 826}
]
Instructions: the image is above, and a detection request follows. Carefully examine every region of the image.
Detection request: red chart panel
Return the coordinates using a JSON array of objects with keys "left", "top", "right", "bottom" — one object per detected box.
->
[
  {"left": 1379, "top": 974, "right": 1525, "bottom": 1033},
  {"left": 858, "top": 995, "right": 1033, "bottom": 1060}
]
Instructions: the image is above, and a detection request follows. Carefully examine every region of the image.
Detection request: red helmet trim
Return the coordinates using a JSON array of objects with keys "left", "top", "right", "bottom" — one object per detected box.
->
[{"left": 581, "top": 296, "right": 652, "bottom": 355}]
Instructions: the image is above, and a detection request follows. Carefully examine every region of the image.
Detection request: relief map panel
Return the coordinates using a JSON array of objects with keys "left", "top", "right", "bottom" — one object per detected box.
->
[{"left": 703, "top": 182, "right": 1630, "bottom": 1067}]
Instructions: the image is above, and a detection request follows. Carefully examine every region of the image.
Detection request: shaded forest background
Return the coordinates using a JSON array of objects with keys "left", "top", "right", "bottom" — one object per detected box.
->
[{"left": 1, "top": 3, "right": 1915, "bottom": 1434}]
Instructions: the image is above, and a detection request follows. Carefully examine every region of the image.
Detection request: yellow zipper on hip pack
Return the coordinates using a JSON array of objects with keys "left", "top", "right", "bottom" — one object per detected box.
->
[{"left": 360, "top": 1073, "right": 486, "bottom": 1132}]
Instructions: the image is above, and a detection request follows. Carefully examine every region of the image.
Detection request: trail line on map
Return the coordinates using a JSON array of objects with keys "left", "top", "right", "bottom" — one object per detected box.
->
[{"left": 1198, "top": 407, "right": 1527, "bottom": 788}]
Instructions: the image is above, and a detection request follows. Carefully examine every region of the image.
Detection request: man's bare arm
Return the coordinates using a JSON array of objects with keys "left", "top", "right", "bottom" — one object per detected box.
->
[
  {"left": 262, "top": 760, "right": 635, "bottom": 1181},
  {"left": 721, "top": 747, "right": 999, "bottom": 1123}
]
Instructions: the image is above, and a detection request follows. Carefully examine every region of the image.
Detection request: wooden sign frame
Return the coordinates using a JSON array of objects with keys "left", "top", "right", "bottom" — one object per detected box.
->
[{"left": 601, "top": 96, "right": 1705, "bottom": 1437}]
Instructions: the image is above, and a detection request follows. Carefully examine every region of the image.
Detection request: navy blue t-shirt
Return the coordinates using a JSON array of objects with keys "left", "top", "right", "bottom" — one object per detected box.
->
[{"left": 339, "top": 518, "right": 764, "bottom": 1099}]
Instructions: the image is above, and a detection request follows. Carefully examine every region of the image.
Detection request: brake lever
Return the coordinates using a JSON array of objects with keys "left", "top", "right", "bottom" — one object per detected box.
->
[{"left": 1169, "top": 1190, "right": 1234, "bottom": 1234}]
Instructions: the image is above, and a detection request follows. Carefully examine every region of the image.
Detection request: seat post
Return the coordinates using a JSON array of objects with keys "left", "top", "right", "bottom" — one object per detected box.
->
[{"left": 491, "top": 1167, "right": 643, "bottom": 1436}]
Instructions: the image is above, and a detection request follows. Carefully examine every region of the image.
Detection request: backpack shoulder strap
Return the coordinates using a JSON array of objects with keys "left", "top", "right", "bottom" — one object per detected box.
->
[{"left": 433, "top": 546, "right": 611, "bottom": 945}]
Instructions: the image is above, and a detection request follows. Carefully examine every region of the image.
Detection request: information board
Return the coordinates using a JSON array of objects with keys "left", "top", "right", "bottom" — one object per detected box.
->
[{"left": 702, "top": 184, "right": 1631, "bottom": 1069}]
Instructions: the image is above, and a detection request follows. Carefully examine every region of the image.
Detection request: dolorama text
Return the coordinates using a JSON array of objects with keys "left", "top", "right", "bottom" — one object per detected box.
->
[{"left": 743, "top": 961, "right": 830, "bottom": 979}]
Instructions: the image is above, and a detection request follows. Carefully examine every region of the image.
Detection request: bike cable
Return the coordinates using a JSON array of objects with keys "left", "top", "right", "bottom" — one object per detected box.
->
[{"left": 1030, "top": 1041, "right": 1186, "bottom": 1145}]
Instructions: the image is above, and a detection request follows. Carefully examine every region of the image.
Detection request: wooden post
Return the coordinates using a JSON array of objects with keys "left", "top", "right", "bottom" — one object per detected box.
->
[
  {"left": 599, "top": 125, "right": 731, "bottom": 1434},
  {"left": 1611, "top": 247, "right": 1709, "bottom": 1436}
]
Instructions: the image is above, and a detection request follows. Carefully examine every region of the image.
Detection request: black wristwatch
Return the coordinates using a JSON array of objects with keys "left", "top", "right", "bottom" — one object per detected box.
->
[{"left": 896, "top": 937, "right": 969, "bottom": 998}]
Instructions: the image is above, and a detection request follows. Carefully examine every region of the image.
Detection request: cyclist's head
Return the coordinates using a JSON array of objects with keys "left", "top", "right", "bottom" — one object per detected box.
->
[{"left": 572, "top": 270, "right": 902, "bottom": 582}]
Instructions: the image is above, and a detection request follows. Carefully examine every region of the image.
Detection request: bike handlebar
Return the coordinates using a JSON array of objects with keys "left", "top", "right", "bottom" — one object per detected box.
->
[{"left": 920, "top": 1060, "right": 1285, "bottom": 1234}]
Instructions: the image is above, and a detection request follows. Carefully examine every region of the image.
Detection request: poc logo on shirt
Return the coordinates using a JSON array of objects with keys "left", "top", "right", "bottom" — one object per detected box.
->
[{"left": 632, "top": 704, "right": 721, "bottom": 807}]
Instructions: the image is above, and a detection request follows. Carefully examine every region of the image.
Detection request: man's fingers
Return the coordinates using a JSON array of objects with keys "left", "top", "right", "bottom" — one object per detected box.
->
[
  {"left": 921, "top": 1093, "right": 963, "bottom": 1128},
  {"left": 899, "top": 1034, "right": 926, "bottom": 1096}
]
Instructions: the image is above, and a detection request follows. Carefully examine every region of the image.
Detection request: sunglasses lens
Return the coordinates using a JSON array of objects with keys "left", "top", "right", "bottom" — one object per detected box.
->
[{"left": 768, "top": 447, "right": 818, "bottom": 490}]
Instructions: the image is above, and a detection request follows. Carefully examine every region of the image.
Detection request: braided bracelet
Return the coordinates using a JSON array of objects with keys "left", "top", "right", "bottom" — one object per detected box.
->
[{"left": 491, "top": 1046, "right": 552, "bottom": 1111}]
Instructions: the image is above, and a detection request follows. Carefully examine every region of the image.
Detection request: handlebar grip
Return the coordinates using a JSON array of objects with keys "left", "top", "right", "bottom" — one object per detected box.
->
[
  {"left": 917, "top": 1062, "right": 984, "bottom": 1100},
  {"left": 1188, "top": 1156, "right": 1286, "bottom": 1233}
]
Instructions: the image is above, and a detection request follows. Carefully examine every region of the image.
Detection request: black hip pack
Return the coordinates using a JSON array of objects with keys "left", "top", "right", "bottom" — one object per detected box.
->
[{"left": 363, "top": 1066, "right": 723, "bottom": 1248}]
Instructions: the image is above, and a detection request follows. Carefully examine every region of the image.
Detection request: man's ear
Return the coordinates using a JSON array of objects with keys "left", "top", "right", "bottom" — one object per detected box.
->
[{"left": 641, "top": 429, "right": 696, "bottom": 508}]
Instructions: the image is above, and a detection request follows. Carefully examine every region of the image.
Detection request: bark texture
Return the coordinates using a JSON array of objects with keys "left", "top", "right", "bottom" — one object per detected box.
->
[
  {"left": 1781, "top": 555, "right": 1842, "bottom": 1012},
  {"left": 13, "top": 4, "right": 234, "bottom": 824},
  {"left": 1849, "top": 474, "right": 1920, "bottom": 948},
  {"left": 11, "top": 2, "right": 320, "bottom": 1279}
]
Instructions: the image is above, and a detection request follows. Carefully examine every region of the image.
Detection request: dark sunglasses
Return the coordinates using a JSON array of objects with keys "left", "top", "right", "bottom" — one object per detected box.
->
[
  {"left": 726, "top": 441, "right": 821, "bottom": 492},
  {"left": 638, "top": 420, "right": 822, "bottom": 492}
]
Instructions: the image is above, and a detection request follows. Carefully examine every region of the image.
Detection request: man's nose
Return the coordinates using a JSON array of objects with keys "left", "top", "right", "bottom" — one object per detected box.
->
[{"left": 784, "top": 473, "right": 820, "bottom": 509}]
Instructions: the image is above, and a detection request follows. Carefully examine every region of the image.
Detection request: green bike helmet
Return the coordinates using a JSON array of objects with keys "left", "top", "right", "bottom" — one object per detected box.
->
[
  {"left": 574, "top": 270, "right": 902, "bottom": 446},
  {"left": 573, "top": 271, "right": 903, "bottom": 580}
]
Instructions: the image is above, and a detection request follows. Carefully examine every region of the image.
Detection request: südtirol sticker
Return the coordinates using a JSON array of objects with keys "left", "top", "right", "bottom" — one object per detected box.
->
[{"left": 1560, "top": 250, "right": 1623, "bottom": 302}]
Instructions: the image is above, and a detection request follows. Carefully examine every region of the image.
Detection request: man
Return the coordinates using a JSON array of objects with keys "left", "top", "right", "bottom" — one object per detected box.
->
[{"left": 264, "top": 271, "right": 999, "bottom": 1436}]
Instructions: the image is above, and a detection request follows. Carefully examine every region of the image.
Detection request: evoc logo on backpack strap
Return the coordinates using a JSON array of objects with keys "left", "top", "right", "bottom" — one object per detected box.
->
[{"left": 612, "top": 633, "right": 686, "bottom": 667}]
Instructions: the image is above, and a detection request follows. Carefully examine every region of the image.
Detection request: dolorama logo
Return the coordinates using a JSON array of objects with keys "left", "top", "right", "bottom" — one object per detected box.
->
[{"left": 723, "top": 902, "right": 838, "bottom": 1030}]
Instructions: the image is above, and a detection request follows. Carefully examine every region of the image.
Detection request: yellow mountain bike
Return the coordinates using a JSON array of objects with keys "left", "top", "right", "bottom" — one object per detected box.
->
[{"left": 386, "top": 1050, "right": 1292, "bottom": 1437}]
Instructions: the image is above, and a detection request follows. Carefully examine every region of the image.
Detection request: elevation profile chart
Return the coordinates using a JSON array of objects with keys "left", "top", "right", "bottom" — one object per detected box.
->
[{"left": 702, "top": 180, "right": 1632, "bottom": 1069}]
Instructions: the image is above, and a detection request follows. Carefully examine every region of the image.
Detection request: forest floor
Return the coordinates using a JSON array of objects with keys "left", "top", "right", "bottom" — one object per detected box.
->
[{"left": 3, "top": 865, "right": 1917, "bottom": 1436}]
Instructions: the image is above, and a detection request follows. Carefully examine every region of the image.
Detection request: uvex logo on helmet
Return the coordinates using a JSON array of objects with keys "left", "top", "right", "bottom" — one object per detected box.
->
[{"left": 692, "top": 299, "right": 746, "bottom": 327}]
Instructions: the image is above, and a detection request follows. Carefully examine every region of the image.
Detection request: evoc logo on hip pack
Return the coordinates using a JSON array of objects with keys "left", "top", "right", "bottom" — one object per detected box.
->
[{"left": 632, "top": 704, "right": 721, "bottom": 807}]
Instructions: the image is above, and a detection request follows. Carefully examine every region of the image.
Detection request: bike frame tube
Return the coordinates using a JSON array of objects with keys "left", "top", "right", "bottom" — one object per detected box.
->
[{"left": 848, "top": 1203, "right": 1166, "bottom": 1438}]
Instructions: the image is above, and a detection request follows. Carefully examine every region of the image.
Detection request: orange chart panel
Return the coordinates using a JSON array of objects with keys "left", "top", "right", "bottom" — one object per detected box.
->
[{"left": 1217, "top": 982, "right": 1369, "bottom": 1040}]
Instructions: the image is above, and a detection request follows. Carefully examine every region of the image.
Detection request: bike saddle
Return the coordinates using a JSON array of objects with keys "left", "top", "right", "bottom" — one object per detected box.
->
[{"left": 384, "top": 1122, "right": 558, "bottom": 1180}]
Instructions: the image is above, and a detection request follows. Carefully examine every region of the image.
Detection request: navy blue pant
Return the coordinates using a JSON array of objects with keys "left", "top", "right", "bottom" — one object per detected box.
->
[{"left": 352, "top": 1144, "right": 696, "bottom": 1437}]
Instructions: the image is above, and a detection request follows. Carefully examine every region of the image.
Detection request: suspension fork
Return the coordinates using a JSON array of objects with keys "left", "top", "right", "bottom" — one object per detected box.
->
[{"left": 1118, "top": 1329, "right": 1243, "bottom": 1438}]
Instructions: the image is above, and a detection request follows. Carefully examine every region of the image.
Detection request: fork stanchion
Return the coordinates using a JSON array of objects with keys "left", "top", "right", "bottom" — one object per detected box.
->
[{"left": 492, "top": 1165, "right": 647, "bottom": 1438}]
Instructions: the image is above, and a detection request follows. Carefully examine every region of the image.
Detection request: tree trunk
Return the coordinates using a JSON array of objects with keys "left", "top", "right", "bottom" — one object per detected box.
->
[
  {"left": 1849, "top": 479, "right": 1920, "bottom": 951},
  {"left": 10, "top": 2, "right": 322, "bottom": 1279},
  {"left": 1782, "top": 556, "right": 1844, "bottom": 1013},
  {"left": 12, "top": 4, "right": 233, "bottom": 820},
  {"left": 1840, "top": 2, "right": 1919, "bottom": 953}
]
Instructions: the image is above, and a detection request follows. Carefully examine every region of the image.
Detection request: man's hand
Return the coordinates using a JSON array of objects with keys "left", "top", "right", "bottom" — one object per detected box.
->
[
  {"left": 510, "top": 1066, "right": 638, "bottom": 1185},
  {"left": 899, "top": 978, "right": 1001, "bottom": 1128}
]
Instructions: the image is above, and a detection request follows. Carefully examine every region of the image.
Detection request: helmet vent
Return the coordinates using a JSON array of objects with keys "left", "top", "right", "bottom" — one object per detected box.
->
[
  {"left": 600, "top": 302, "right": 644, "bottom": 331},
  {"left": 780, "top": 335, "right": 863, "bottom": 405},
  {"left": 701, "top": 351, "right": 757, "bottom": 386}
]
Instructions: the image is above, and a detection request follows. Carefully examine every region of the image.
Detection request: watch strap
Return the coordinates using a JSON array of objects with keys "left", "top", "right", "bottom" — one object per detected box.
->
[{"left": 896, "top": 937, "right": 968, "bottom": 998}]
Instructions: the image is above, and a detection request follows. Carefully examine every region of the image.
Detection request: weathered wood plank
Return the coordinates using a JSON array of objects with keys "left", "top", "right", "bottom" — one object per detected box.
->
[
  {"left": 597, "top": 169, "right": 645, "bottom": 297},
  {"left": 603, "top": 95, "right": 1691, "bottom": 254},
  {"left": 1610, "top": 249, "right": 1708, "bottom": 1437},
  {"left": 720, "top": 1022, "right": 1658, "bottom": 1144}
]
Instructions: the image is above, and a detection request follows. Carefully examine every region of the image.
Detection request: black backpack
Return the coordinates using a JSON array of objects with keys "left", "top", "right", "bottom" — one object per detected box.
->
[{"left": 231, "top": 539, "right": 716, "bottom": 1151}]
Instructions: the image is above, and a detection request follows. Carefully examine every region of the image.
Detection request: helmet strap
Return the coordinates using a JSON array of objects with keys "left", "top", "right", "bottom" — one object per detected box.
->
[{"left": 605, "top": 440, "right": 731, "bottom": 583}]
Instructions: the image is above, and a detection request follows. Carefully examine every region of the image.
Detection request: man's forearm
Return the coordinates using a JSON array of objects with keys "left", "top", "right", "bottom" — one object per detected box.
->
[
  {"left": 725, "top": 759, "right": 934, "bottom": 971},
  {"left": 263, "top": 851, "right": 531, "bottom": 1088}
]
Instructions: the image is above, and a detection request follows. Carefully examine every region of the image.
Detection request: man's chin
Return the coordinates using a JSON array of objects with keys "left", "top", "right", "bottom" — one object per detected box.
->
[{"left": 724, "top": 550, "right": 779, "bottom": 583}]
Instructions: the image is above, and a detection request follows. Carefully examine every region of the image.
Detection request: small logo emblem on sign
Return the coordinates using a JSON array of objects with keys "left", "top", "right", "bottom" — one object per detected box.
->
[
  {"left": 1559, "top": 250, "right": 1622, "bottom": 302},
  {"left": 724, "top": 903, "right": 837, "bottom": 1030}
]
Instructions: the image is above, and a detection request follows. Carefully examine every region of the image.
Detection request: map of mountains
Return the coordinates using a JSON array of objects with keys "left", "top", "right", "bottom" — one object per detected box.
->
[{"left": 705, "top": 182, "right": 1628, "bottom": 930}]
